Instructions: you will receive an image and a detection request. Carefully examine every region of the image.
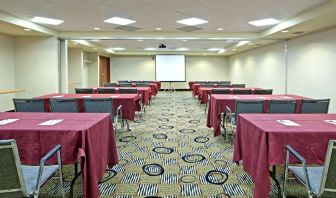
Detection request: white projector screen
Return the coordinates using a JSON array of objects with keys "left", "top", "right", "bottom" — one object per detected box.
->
[{"left": 155, "top": 55, "right": 186, "bottom": 82}]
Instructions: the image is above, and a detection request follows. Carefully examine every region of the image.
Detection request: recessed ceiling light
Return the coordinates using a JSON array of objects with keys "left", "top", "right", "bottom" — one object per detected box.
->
[
  {"left": 106, "top": 48, "right": 115, "bottom": 53},
  {"left": 93, "top": 27, "right": 100, "bottom": 30},
  {"left": 104, "top": 17, "right": 136, "bottom": 25},
  {"left": 248, "top": 18, "right": 279, "bottom": 26},
  {"left": 73, "top": 42, "right": 78, "bottom": 45},
  {"left": 281, "top": 30, "right": 289, "bottom": 33},
  {"left": 182, "top": 40, "right": 188, "bottom": 42},
  {"left": 23, "top": 28, "right": 32, "bottom": 31},
  {"left": 176, "top": 48, "right": 189, "bottom": 51},
  {"left": 144, "top": 47, "right": 156, "bottom": 51},
  {"left": 232, "top": 49, "right": 237, "bottom": 51},
  {"left": 248, "top": 42, "right": 253, "bottom": 45},
  {"left": 176, "top": 17, "right": 208, "bottom": 26},
  {"left": 217, "top": 28, "right": 223, "bottom": 31},
  {"left": 111, "top": 47, "right": 125, "bottom": 51},
  {"left": 32, "top": 16, "right": 63, "bottom": 25},
  {"left": 91, "top": 39, "right": 100, "bottom": 42},
  {"left": 207, "top": 48, "right": 223, "bottom": 51},
  {"left": 218, "top": 49, "right": 225, "bottom": 54},
  {"left": 155, "top": 27, "right": 162, "bottom": 31},
  {"left": 202, "top": 54, "right": 206, "bottom": 56},
  {"left": 138, "top": 39, "right": 143, "bottom": 42}
]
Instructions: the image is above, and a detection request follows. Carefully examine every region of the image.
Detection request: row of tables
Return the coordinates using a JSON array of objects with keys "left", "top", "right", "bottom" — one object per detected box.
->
[
  {"left": 0, "top": 82, "right": 161, "bottom": 198},
  {"left": 190, "top": 82, "right": 334, "bottom": 198}
]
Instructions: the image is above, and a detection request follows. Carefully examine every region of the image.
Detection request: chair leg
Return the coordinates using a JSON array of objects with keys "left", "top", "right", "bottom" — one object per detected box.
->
[{"left": 59, "top": 166, "right": 65, "bottom": 198}]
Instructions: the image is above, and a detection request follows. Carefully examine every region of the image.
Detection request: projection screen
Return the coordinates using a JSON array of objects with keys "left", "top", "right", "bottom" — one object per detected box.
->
[{"left": 155, "top": 55, "right": 186, "bottom": 82}]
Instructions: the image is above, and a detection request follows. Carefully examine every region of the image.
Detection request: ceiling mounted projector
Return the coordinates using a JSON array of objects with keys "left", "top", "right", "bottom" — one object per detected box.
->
[{"left": 159, "top": 44, "right": 166, "bottom": 48}]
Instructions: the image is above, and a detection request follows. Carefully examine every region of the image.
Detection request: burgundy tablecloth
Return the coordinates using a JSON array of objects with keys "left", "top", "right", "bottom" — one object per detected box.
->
[
  {"left": 197, "top": 87, "right": 264, "bottom": 104},
  {"left": 206, "top": 94, "right": 309, "bottom": 136},
  {"left": 233, "top": 114, "right": 336, "bottom": 198},
  {"left": 93, "top": 87, "right": 152, "bottom": 105},
  {"left": 188, "top": 81, "right": 196, "bottom": 90},
  {"left": 35, "top": 93, "right": 141, "bottom": 120},
  {"left": 0, "top": 112, "right": 118, "bottom": 198}
]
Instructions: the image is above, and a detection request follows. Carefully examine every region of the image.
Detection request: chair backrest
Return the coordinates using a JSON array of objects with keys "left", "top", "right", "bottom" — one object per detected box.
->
[
  {"left": 119, "top": 88, "right": 137, "bottom": 94},
  {"left": 119, "top": 83, "right": 133, "bottom": 87},
  {"left": 301, "top": 99, "right": 330, "bottom": 114},
  {"left": 97, "top": 88, "right": 116, "bottom": 94},
  {"left": 75, "top": 88, "right": 93, "bottom": 94},
  {"left": 320, "top": 140, "right": 336, "bottom": 197},
  {"left": 255, "top": 89, "right": 273, "bottom": 95},
  {"left": 50, "top": 98, "right": 78, "bottom": 112},
  {"left": 235, "top": 100, "right": 264, "bottom": 121},
  {"left": 233, "top": 89, "right": 251, "bottom": 95},
  {"left": 268, "top": 100, "right": 297, "bottom": 113},
  {"left": 0, "top": 139, "right": 28, "bottom": 197},
  {"left": 118, "top": 80, "right": 130, "bottom": 83},
  {"left": 217, "top": 84, "right": 230, "bottom": 88},
  {"left": 232, "top": 84, "right": 245, "bottom": 88},
  {"left": 211, "top": 89, "right": 230, "bottom": 94},
  {"left": 13, "top": 98, "right": 45, "bottom": 112},
  {"left": 104, "top": 83, "right": 117, "bottom": 87},
  {"left": 83, "top": 98, "right": 113, "bottom": 114},
  {"left": 136, "top": 83, "right": 150, "bottom": 87},
  {"left": 218, "top": 81, "right": 231, "bottom": 85}
]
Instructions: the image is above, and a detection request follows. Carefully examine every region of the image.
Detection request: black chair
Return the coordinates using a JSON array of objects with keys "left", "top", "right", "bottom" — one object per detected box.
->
[
  {"left": 224, "top": 100, "right": 264, "bottom": 142},
  {"left": 255, "top": 89, "right": 273, "bottom": 95},
  {"left": 13, "top": 98, "right": 45, "bottom": 112},
  {"left": 119, "top": 83, "right": 132, "bottom": 87},
  {"left": 83, "top": 98, "right": 124, "bottom": 132},
  {"left": 97, "top": 88, "right": 116, "bottom": 94},
  {"left": 211, "top": 89, "right": 230, "bottom": 94},
  {"left": 75, "top": 88, "right": 93, "bottom": 94},
  {"left": 104, "top": 83, "right": 117, "bottom": 87},
  {"left": 50, "top": 98, "right": 79, "bottom": 112},
  {"left": 219, "top": 81, "right": 231, "bottom": 85},
  {"left": 119, "top": 88, "right": 137, "bottom": 94},
  {"left": 268, "top": 100, "right": 297, "bottom": 113},
  {"left": 136, "top": 83, "right": 150, "bottom": 87},
  {"left": 118, "top": 80, "right": 130, "bottom": 83},
  {"left": 301, "top": 99, "right": 330, "bottom": 113},
  {"left": 232, "top": 84, "right": 246, "bottom": 88},
  {"left": 217, "top": 84, "right": 231, "bottom": 88},
  {"left": 233, "top": 89, "right": 251, "bottom": 95},
  {"left": 0, "top": 139, "right": 65, "bottom": 198},
  {"left": 284, "top": 140, "right": 336, "bottom": 198}
]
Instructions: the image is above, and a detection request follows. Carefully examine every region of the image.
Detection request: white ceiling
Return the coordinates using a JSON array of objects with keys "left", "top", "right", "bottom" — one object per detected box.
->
[{"left": 0, "top": 0, "right": 335, "bottom": 55}]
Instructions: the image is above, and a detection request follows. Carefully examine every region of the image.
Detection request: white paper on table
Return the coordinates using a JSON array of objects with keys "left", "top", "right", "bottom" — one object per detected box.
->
[
  {"left": 282, "top": 96, "right": 292, "bottom": 99},
  {"left": 277, "top": 120, "right": 300, "bottom": 126},
  {"left": 257, "top": 96, "right": 266, "bottom": 99},
  {"left": 53, "top": 95, "right": 64, "bottom": 98},
  {"left": 232, "top": 96, "right": 239, "bottom": 99},
  {"left": 38, "top": 119, "right": 64, "bottom": 126},
  {"left": 0, "top": 119, "right": 19, "bottom": 125},
  {"left": 110, "top": 96, "right": 119, "bottom": 98},
  {"left": 82, "top": 95, "right": 92, "bottom": 98},
  {"left": 324, "top": 120, "right": 336, "bottom": 125}
]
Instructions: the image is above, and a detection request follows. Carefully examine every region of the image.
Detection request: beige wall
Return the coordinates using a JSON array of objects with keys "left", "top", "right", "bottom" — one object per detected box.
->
[
  {"left": 228, "top": 26, "right": 336, "bottom": 112},
  {"left": 110, "top": 55, "right": 229, "bottom": 89},
  {"left": 0, "top": 34, "right": 15, "bottom": 111},
  {"left": 68, "top": 48, "right": 83, "bottom": 93},
  {"left": 84, "top": 52, "right": 99, "bottom": 87},
  {"left": 15, "top": 37, "right": 59, "bottom": 98}
]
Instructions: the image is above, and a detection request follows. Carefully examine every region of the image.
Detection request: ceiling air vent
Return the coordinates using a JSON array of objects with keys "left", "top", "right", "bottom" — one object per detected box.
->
[
  {"left": 177, "top": 26, "right": 202, "bottom": 32},
  {"left": 114, "top": 26, "right": 141, "bottom": 31}
]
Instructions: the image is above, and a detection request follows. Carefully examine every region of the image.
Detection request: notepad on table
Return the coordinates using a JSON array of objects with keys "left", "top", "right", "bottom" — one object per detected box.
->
[
  {"left": 38, "top": 119, "right": 63, "bottom": 126},
  {"left": 110, "top": 96, "right": 119, "bottom": 98},
  {"left": 82, "top": 95, "right": 92, "bottom": 98},
  {"left": 325, "top": 120, "right": 336, "bottom": 125},
  {"left": 282, "top": 96, "right": 292, "bottom": 99},
  {"left": 0, "top": 119, "right": 19, "bottom": 125},
  {"left": 53, "top": 95, "right": 64, "bottom": 98},
  {"left": 277, "top": 120, "right": 300, "bottom": 126}
]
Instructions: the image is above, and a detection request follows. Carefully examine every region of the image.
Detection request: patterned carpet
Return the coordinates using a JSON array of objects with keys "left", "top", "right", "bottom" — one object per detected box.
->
[{"left": 40, "top": 91, "right": 306, "bottom": 198}]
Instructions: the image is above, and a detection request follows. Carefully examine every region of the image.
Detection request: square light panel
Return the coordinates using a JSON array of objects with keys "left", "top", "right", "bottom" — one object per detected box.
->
[
  {"left": 176, "top": 17, "right": 208, "bottom": 26},
  {"left": 248, "top": 18, "right": 279, "bottom": 26},
  {"left": 32, "top": 16, "right": 63, "bottom": 25},
  {"left": 104, "top": 17, "right": 136, "bottom": 25}
]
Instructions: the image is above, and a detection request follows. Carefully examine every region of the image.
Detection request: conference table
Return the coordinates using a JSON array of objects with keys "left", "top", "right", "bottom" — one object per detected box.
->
[
  {"left": 233, "top": 113, "right": 336, "bottom": 198},
  {"left": 191, "top": 83, "right": 233, "bottom": 96},
  {"left": 197, "top": 87, "right": 265, "bottom": 104},
  {"left": 36, "top": 93, "right": 141, "bottom": 120},
  {"left": 206, "top": 94, "right": 309, "bottom": 136},
  {"left": 0, "top": 112, "right": 118, "bottom": 198},
  {"left": 119, "top": 82, "right": 160, "bottom": 96},
  {"left": 93, "top": 87, "right": 152, "bottom": 105}
]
